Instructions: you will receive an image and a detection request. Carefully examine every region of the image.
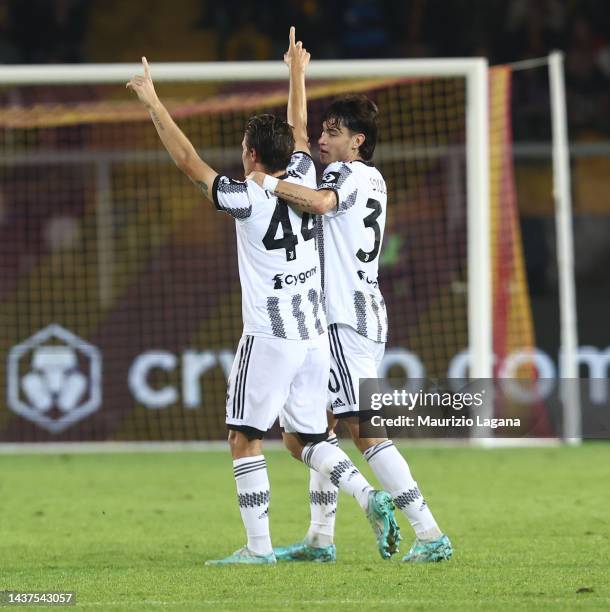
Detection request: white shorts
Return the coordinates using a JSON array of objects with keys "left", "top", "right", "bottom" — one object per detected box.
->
[
  {"left": 328, "top": 323, "right": 385, "bottom": 417},
  {"left": 226, "top": 332, "right": 330, "bottom": 438}
]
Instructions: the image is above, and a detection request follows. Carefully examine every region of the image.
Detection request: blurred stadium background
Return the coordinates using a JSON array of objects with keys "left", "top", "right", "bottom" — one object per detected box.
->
[{"left": 0, "top": 0, "right": 609, "bottom": 443}]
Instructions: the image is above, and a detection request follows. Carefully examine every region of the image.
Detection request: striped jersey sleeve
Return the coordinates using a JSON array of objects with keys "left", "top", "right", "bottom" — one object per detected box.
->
[
  {"left": 317, "top": 161, "right": 359, "bottom": 217},
  {"left": 212, "top": 175, "right": 252, "bottom": 220},
  {"left": 284, "top": 151, "right": 316, "bottom": 188}
]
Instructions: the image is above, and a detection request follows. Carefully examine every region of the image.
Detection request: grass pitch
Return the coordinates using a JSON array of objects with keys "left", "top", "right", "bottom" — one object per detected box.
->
[{"left": 1, "top": 444, "right": 609, "bottom": 610}]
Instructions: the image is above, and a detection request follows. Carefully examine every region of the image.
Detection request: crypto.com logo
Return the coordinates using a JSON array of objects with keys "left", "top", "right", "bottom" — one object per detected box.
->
[{"left": 7, "top": 324, "right": 102, "bottom": 433}]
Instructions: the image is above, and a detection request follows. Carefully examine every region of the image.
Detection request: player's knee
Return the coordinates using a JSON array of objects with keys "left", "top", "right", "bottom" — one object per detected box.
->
[
  {"left": 284, "top": 442, "right": 302, "bottom": 461},
  {"left": 287, "top": 445, "right": 302, "bottom": 461},
  {"left": 326, "top": 411, "right": 338, "bottom": 431},
  {"left": 282, "top": 432, "right": 305, "bottom": 460},
  {"left": 343, "top": 417, "right": 388, "bottom": 453},
  {"left": 227, "top": 429, "right": 242, "bottom": 454},
  {"left": 228, "top": 429, "right": 259, "bottom": 459},
  {"left": 355, "top": 436, "right": 388, "bottom": 454},
  {"left": 227, "top": 429, "right": 239, "bottom": 445},
  {"left": 344, "top": 422, "right": 385, "bottom": 453}
]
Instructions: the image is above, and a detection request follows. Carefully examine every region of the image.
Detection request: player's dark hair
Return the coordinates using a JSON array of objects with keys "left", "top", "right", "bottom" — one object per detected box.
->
[
  {"left": 323, "top": 94, "right": 378, "bottom": 160},
  {"left": 244, "top": 114, "right": 294, "bottom": 173}
]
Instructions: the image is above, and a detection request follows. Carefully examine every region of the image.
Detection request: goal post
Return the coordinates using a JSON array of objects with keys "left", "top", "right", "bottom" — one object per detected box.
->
[{"left": 548, "top": 51, "right": 581, "bottom": 444}]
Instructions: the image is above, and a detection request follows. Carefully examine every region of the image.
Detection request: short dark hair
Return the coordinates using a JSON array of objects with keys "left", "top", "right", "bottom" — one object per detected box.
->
[
  {"left": 323, "top": 94, "right": 378, "bottom": 160},
  {"left": 244, "top": 114, "right": 294, "bottom": 173}
]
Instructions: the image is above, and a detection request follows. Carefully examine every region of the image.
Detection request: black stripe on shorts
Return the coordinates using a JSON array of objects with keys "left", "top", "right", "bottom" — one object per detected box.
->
[
  {"left": 330, "top": 325, "right": 356, "bottom": 405},
  {"left": 237, "top": 337, "right": 255, "bottom": 420}
]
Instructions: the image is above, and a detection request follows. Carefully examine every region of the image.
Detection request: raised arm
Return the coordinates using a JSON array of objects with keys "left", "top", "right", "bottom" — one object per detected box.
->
[
  {"left": 126, "top": 57, "right": 218, "bottom": 202},
  {"left": 284, "top": 27, "right": 310, "bottom": 153}
]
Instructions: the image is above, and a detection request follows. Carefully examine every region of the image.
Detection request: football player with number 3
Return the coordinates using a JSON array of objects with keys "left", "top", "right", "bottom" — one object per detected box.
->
[
  {"left": 249, "top": 28, "right": 453, "bottom": 563},
  {"left": 127, "top": 42, "right": 399, "bottom": 566}
]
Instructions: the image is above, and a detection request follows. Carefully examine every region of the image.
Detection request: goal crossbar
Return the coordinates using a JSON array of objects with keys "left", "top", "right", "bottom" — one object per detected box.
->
[{"left": 1, "top": 58, "right": 487, "bottom": 84}]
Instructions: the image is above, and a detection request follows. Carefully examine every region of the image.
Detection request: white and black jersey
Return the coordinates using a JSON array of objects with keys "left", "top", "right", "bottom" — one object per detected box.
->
[
  {"left": 318, "top": 160, "right": 388, "bottom": 343},
  {"left": 213, "top": 151, "right": 326, "bottom": 340}
]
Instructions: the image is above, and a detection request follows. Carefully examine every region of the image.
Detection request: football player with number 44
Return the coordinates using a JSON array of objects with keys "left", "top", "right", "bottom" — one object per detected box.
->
[
  {"left": 127, "top": 41, "right": 400, "bottom": 565},
  {"left": 249, "top": 27, "right": 453, "bottom": 563}
]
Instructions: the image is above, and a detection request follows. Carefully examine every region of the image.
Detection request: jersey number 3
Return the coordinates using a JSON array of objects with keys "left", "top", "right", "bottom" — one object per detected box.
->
[
  {"left": 356, "top": 198, "right": 382, "bottom": 263},
  {"left": 263, "top": 200, "right": 315, "bottom": 261}
]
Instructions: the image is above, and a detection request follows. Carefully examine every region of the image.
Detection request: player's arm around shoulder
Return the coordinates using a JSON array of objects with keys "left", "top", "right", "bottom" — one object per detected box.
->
[
  {"left": 126, "top": 57, "right": 218, "bottom": 203},
  {"left": 247, "top": 171, "right": 337, "bottom": 216}
]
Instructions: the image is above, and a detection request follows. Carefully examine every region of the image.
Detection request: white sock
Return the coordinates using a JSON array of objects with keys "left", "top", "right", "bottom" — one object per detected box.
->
[
  {"left": 364, "top": 441, "right": 442, "bottom": 541},
  {"left": 302, "top": 441, "right": 372, "bottom": 512},
  {"left": 233, "top": 455, "right": 272, "bottom": 555},
  {"left": 306, "top": 434, "right": 339, "bottom": 548}
]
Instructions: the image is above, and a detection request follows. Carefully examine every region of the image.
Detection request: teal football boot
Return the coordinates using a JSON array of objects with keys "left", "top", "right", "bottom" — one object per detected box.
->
[
  {"left": 402, "top": 534, "right": 453, "bottom": 562},
  {"left": 205, "top": 546, "right": 277, "bottom": 566},
  {"left": 274, "top": 540, "right": 337, "bottom": 563},
  {"left": 367, "top": 490, "right": 401, "bottom": 559}
]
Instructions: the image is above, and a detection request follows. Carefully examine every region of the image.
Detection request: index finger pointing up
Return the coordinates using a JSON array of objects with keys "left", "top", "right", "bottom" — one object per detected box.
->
[
  {"left": 142, "top": 56, "right": 150, "bottom": 78},
  {"left": 289, "top": 26, "right": 295, "bottom": 47}
]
